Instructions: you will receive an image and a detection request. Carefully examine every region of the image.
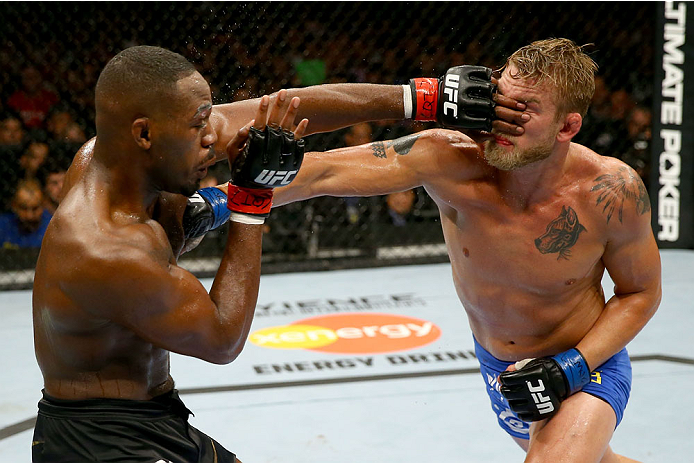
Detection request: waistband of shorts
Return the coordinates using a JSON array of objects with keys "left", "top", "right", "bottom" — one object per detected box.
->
[
  {"left": 38, "top": 388, "right": 193, "bottom": 419},
  {"left": 473, "top": 336, "right": 515, "bottom": 372}
]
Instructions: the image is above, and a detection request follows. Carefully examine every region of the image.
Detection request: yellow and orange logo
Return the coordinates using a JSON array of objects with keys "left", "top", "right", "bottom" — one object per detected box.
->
[{"left": 249, "top": 313, "right": 441, "bottom": 354}]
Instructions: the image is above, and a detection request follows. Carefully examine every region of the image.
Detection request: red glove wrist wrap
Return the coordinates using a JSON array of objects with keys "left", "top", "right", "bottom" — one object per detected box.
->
[
  {"left": 412, "top": 78, "right": 439, "bottom": 121},
  {"left": 226, "top": 183, "right": 273, "bottom": 216}
]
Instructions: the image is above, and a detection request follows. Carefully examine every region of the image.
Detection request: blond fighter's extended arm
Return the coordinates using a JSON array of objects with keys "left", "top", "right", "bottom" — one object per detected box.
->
[{"left": 272, "top": 128, "right": 480, "bottom": 206}]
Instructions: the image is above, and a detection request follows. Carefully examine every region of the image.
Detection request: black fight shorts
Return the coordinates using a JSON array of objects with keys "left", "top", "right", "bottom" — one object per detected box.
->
[{"left": 32, "top": 389, "right": 236, "bottom": 463}]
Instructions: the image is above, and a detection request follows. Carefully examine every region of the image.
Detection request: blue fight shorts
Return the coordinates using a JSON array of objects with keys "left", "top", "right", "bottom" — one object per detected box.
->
[{"left": 474, "top": 337, "right": 632, "bottom": 439}]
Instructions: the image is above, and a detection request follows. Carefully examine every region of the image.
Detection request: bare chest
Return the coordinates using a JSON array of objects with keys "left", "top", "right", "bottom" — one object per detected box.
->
[{"left": 440, "top": 190, "right": 606, "bottom": 293}]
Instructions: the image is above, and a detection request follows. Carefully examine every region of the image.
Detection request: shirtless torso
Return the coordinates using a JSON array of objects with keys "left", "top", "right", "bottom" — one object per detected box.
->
[
  {"left": 274, "top": 129, "right": 660, "bottom": 366},
  {"left": 32, "top": 79, "right": 441, "bottom": 401},
  {"left": 33, "top": 140, "right": 180, "bottom": 399},
  {"left": 435, "top": 142, "right": 644, "bottom": 361},
  {"left": 271, "top": 52, "right": 660, "bottom": 461}
]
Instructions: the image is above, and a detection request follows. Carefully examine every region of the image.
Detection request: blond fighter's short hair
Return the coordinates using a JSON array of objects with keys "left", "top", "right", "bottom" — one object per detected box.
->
[{"left": 503, "top": 38, "right": 598, "bottom": 118}]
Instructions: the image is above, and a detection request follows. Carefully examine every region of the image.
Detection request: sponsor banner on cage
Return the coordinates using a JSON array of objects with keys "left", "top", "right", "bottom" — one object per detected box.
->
[
  {"left": 651, "top": 1, "right": 694, "bottom": 248},
  {"left": 252, "top": 293, "right": 429, "bottom": 318}
]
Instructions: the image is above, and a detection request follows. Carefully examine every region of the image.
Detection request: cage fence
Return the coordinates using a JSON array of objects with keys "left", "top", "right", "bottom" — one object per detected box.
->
[{"left": 0, "top": 2, "right": 655, "bottom": 289}]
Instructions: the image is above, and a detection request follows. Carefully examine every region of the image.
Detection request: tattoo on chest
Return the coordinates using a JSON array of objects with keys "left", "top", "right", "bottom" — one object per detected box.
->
[
  {"left": 387, "top": 134, "right": 420, "bottom": 155},
  {"left": 534, "top": 206, "right": 587, "bottom": 260},
  {"left": 370, "top": 141, "right": 386, "bottom": 158},
  {"left": 590, "top": 167, "right": 650, "bottom": 224}
]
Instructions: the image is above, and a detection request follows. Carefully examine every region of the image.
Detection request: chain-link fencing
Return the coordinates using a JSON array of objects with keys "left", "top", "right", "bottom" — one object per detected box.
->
[{"left": 0, "top": 2, "right": 656, "bottom": 289}]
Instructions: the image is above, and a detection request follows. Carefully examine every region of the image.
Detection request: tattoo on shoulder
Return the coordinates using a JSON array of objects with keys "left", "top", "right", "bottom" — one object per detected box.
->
[
  {"left": 590, "top": 167, "right": 650, "bottom": 224},
  {"left": 535, "top": 206, "right": 587, "bottom": 261},
  {"left": 370, "top": 141, "right": 386, "bottom": 158},
  {"left": 386, "top": 134, "right": 420, "bottom": 155}
]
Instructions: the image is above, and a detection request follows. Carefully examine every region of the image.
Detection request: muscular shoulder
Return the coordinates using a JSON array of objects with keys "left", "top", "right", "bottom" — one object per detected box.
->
[
  {"left": 572, "top": 143, "right": 651, "bottom": 230},
  {"left": 60, "top": 137, "right": 96, "bottom": 201},
  {"left": 402, "top": 128, "right": 484, "bottom": 180},
  {"left": 418, "top": 128, "right": 479, "bottom": 154},
  {"left": 52, "top": 205, "right": 173, "bottom": 285}
]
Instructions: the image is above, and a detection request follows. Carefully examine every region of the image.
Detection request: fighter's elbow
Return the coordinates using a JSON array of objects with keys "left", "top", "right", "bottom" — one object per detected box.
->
[
  {"left": 203, "top": 339, "right": 245, "bottom": 365},
  {"left": 207, "top": 348, "right": 243, "bottom": 365},
  {"left": 646, "top": 284, "right": 663, "bottom": 318}
]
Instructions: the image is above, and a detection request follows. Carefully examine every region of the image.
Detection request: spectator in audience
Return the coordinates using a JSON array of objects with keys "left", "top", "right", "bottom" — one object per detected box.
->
[
  {"left": 37, "top": 158, "right": 67, "bottom": 215},
  {"left": 45, "top": 107, "right": 87, "bottom": 164},
  {"left": 6, "top": 66, "right": 59, "bottom": 130},
  {"left": 610, "top": 88, "right": 636, "bottom": 121},
  {"left": 621, "top": 106, "right": 652, "bottom": 190},
  {"left": 0, "top": 179, "right": 51, "bottom": 249},
  {"left": 0, "top": 115, "right": 28, "bottom": 210},
  {"left": 0, "top": 114, "right": 25, "bottom": 149},
  {"left": 382, "top": 189, "right": 420, "bottom": 227},
  {"left": 46, "top": 107, "right": 76, "bottom": 141},
  {"left": 63, "top": 121, "right": 87, "bottom": 144},
  {"left": 590, "top": 76, "right": 612, "bottom": 121},
  {"left": 576, "top": 86, "right": 637, "bottom": 158},
  {"left": 18, "top": 140, "right": 49, "bottom": 180}
]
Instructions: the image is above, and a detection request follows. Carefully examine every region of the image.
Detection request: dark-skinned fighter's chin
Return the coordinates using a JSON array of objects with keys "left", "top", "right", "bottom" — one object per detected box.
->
[
  {"left": 151, "top": 168, "right": 201, "bottom": 198},
  {"left": 482, "top": 136, "right": 555, "bottom": 171},
  {"left": 178, "top": 179, "right": 201, "bottom": 198}
]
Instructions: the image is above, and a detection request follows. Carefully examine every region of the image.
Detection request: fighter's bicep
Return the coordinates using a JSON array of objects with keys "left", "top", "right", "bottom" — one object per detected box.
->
[
  {"left": 70, "top": 242, "right": 220, "bottom": 354},
  {"left": 602, "top": 217, "right": 661, "bottom": 296},
  {"left": 595, "top": 164, "right": 660, "bottom": 294}
]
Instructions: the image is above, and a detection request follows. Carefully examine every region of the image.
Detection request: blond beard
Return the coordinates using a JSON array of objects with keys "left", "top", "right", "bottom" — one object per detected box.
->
[{"left": 483, "top": 133, "right": 557, "bottom": 171}]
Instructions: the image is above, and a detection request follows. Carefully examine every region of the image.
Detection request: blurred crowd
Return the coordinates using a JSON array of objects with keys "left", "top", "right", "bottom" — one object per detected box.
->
[{"left": 0, "top": 2, "right": 655, "bottom": 255}]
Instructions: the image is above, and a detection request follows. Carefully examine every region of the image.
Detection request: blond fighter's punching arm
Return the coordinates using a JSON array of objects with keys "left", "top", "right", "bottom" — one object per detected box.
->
[{"left": 272, "top": 128, "right": 480, "bottom": 206}]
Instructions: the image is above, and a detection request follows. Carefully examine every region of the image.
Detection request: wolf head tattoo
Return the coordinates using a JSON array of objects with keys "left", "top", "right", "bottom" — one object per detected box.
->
[{"left": 535, "top": 206, "right": 587, "bottom": 260}]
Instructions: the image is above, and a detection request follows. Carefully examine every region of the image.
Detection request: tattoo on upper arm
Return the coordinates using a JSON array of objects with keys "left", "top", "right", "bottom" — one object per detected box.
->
[
  {"left": 386, "top": 134, "right": 420, "bottom": 155},
  {"left": 371, "top": 141, "right": 386, "bottom": 158},
  {"left": 369, "top": 134, "right": 420, "bottom": 158},
  {"left": 590, "top": 167, "right": 650, "bottom": 224},
  {"left": 534, "top": 206, "right": 587, "bottom": 260}
]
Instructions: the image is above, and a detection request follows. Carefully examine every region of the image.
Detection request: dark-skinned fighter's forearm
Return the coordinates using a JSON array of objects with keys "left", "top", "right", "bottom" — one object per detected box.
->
[
  {"left": 280, "top": 84, "right": 405, "bottom": 133},
  {"left": 210, "top": 84, "right": 404, "bottom": 162},
  {"left": 206, "top": 222, "right": 263, "bottom": 363}
]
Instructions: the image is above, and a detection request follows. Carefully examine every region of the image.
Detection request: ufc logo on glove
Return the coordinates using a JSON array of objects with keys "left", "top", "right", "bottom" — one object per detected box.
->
[
  {"left": 443, "top": 73, "right": 460, "bottom": 117},
  {"left": 527, "top": 379, "right": 555, "bottom": 415},
  {"left": 254, "top": 169, "right": 299, "bottom": 186}
]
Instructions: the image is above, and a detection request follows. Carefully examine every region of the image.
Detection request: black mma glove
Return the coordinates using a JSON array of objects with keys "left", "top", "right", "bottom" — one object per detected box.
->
[
  {"left": 408, "top": 65, "right": 496, "bottom": 131},
  {"left": 498, "top": 348, "right": 591, "bottom": 422},
  {"left": 227, "top": 125, "right": 305, "bottom": 224},
  {"left": 231, "top": 125, "right": 305, "bottom": 189}
]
